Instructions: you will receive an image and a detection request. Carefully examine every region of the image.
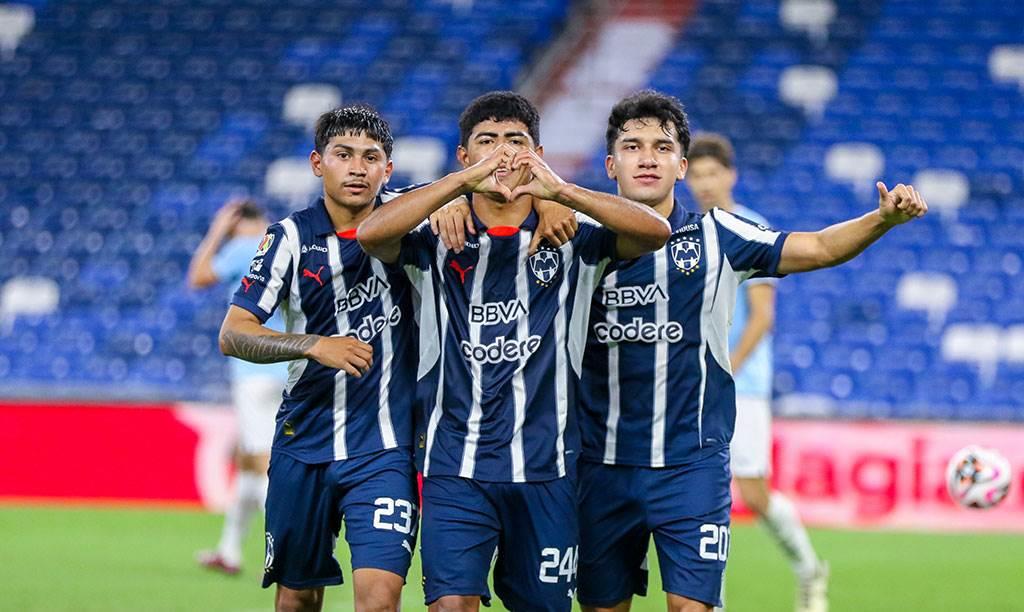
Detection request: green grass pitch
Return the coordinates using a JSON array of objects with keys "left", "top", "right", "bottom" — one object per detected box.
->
[{"left": 2, "top": 504, "right": 1020, "bottom": 611}]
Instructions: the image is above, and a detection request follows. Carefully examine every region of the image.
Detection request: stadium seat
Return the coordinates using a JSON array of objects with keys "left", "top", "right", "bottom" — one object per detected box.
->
[
  {"left": 0, "top": 4, "right": 34, "bottom": 58},
  {"left": 391, "top": 136, "right": 448, "bottom": 184},
  {"left": 778, "top": 65, "right": 837, "bottom": 119},
  {"left": 895, "top": 272, "right": 957, "bottom": 331},
  {"left": 988, "top": 45, "right": 1024, "bottom": 91},
  {"left": 824, "top": 142, "right": 884, "bottom": 193},
  {"left": 0, "top": 276, "right": 59, "bottom": 333},
  {"left": 912, "top": 169, "right": 969, "bottom": 221},
  {"left": 779, "top": 0, "right": 836, "bottom": 43},
  {"left": 940, "top": 324, "right": 1001, "bottom": 386},
  {"left": 1002, "top": 325, "right": 1024, "bottom": 365},
  {"left": 282, "top": 83, "right": 342, "bottom": 129},
  {"left": 264, "top": 157, "right": 320, "bottom": 206}
]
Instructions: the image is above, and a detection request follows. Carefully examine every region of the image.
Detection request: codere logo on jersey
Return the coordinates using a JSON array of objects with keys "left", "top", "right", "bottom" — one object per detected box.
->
[
  {"left": 335, "top": 274, "right": 390, "bottom": 313},
  {"left": 461, "top": 335, "right": 542, "bottom": 364},
  {"left": 593, "top": 318, "right": 684, "bottom": 344},
  {"left": 469, "top": 299, "right": 528, "bottom": 325},
  {"left": 348, "top": 305, "right": 403, "bottom": 343}
]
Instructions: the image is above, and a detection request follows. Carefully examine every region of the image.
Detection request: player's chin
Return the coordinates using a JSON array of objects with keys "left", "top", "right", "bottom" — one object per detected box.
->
[{"left": 621, "top": 182, "right": 671, "bottom": 205}]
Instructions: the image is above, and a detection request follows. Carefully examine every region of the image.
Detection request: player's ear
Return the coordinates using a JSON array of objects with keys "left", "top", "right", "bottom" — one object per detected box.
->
[
  {"left": 384, "top": 158, "right": 394, "bottom": 182},
  {"left": 456, "top": 145, "right": 470, "bottom": 168},
  {"left": 677, "top": 157, "right": 688, "bottom": 181},
  {"left": 605, "top": 154, "right": 617, "bottom": 181},
  {"left": 535, "top": 144, "right": 544, "bottom": 157},
  {"left": 310, "top": 150, "right": 323, "bottom": 177}
]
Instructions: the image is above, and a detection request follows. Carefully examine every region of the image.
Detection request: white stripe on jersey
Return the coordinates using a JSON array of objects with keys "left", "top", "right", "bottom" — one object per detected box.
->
[
  {"left": 568, "top": 258, "right": 609, "bottom": 377},
  {"left": 459, "top": 235, "right": 492, "bottom": 479},
  {"left": 697, "top": 213, "right": 722, "bottom": 447},
  {"left": 601, "top": 270, "right": 621, "bottom": 465},
  {"left": 510, "top": 232, "right": 531, "bottom": 482},
  {"left": 553, "top": 240, "right": 575, "bottom": 478},
  {"left": 651, "top": 248, "right": 669, "bottom": 468},
  {"left": 280, "top": 219, "right": 308, "bottom": 394},
  {"left": 422, "top": 240, "right": 450, "bottom": 477},
  {"left": 258, "top": 221, "right": 294, "bottom": 314},
  {"left": 714, "top": 208, "right": 780, "bottom": 245},
  {"left": 370, "top": 258, "right": 398, "bottom": 449},
  {"left": 327, "top": 234, "right": 350, "bottom": 460}
]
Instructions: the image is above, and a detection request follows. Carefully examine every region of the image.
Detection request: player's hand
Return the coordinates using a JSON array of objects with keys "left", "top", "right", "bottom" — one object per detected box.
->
[
  {"left": 460, "top": 144, "right": 516, "bottom": 202},
  {"left": 430, "top": 196, "right": 475, "bottom": 253},
  {"left": 307, "top": 336, "right": 373, "bottom": 377},
  {"left": 509, "top": 150, "right": 569, "bottom": 203},
  {"left": 530, "top": 200, "right": 577, "bottom": 254},
  {"left": 877, "top": 182, "right": 927, "bottom": 226},
  {"left": 208, "top": 201, "right": 244, "bottom": 239}
]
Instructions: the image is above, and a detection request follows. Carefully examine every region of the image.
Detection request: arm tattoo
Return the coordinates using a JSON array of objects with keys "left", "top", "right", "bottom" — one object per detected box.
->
[{"left": 221, "top": 329, "right": 318, "bottom": 364}]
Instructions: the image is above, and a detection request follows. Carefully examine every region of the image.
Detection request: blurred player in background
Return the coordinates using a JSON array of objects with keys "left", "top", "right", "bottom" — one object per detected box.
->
[
  {"left": 560, "top": 90, "right": 926, "bottom": 612},
  {"left": 686, "top": 133, "right": 828, "bottom": 612},
  {"left": 187, "top": 199, "right": 288, "bottom": 576},
  {"left": 219, "top": 106, "right": 419, "bottom": 612},
  {"left": 358, "top": 91, "right": 671, "bottom": 612}
]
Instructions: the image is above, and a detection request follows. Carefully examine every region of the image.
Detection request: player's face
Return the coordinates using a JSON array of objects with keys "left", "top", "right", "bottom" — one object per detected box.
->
[
  {"left": 606, "top": 118, "right": 687, "bottom": 207},
  {"left": 686, "top": 157, "right": 737, "bottom": 212},
  {"left": 458, "top": 119, "right": 538, "bottom": 191},
  {"left": 311, "top": 133, "right": 393, "bottom": 209}
]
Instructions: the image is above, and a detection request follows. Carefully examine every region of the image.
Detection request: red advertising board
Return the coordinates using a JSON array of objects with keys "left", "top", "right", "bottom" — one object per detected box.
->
[{"left": 2, "top": 402, "right": 1022, "bottom": 531}]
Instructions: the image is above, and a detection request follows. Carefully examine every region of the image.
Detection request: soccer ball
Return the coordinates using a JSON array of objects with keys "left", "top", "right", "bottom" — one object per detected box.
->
[{"left": 945, "top": 445, "right": 1012, "bottom": 509}]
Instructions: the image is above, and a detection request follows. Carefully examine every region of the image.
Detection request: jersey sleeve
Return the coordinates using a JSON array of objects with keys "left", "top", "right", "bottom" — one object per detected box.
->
[
  {"left": 572, "top": 213, "right": 618, "bottom": 266},
  {"left": 399, "top": 221, "right": 440, "bottom": 272},
  {"left": 712, "top": 208, "right": 789, "bottom": 280},
  {"left": 229, "top": 223, "right": 294, "bottom": 323}
]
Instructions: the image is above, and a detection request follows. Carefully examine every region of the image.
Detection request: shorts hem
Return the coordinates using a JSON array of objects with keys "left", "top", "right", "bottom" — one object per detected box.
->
[
  {"left": 663, "top": 585, "right": 720, "bottom": 608},
  {"left": 424, "top": 590, "right": 491, "bottom": 606},
  {"left": 263, "top": 575, "right": 344, "bottom": 590},
  {"left": 350, "top": 561, "right": 411, "bottom": 582}
]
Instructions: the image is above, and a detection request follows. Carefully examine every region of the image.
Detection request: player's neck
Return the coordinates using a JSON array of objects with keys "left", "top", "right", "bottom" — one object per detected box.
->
[
  {"left": 471, "top": 194, "right": 532, "bottom": 229},
  {"left": 323, "top": 195, "right": 374, "bottom": 233},
  {"left": 718, "top": 197, "right": 737, "bottom": 213},
  {"left": 652, "top": 194, "right": 675, "bottom": 219}
]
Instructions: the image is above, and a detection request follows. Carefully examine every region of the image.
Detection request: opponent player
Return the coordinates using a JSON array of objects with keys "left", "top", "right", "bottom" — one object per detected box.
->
[
  {"left": 569, "top": 90, "right": 925, "bottom": 612},
  {"left": 357, "top": 91, "right": 671, "bottom": 612},
  {"left": 687, "top": 133, "right": 827, "bottom": 612},
  {"left": 219, "top": 106, "right": 419, "bottom": 612},
  {"left": 188, "top": 198, "right": 289, "bottom": 576}
]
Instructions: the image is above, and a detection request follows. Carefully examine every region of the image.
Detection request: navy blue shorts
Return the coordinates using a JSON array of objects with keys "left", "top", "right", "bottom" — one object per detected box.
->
[
  {"left": 577, "top": 446, "right": 732, "bottom": 608},
  {"left": 421, "top": 476, "right": 578, "bottom": 612},
  {"left": 262, "top": 449, "right": 418, "bottom": 590}
]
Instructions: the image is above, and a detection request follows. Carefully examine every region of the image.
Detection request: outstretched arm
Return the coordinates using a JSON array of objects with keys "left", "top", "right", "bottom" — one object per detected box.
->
[
  {"left": 510, "top": 150, "right": 670, "bottom": 259},
  {"left": 358, "top": 145, "right": 518, "bottom": 263},
  {"left": 219, "top": 305, "right": 373, "bottom": 377},
  {"left": 777, "top": 182, "right": 927, "bottom": 274},
  {"left": 187, "top": 201, "right": 243, "bottom": 288}
]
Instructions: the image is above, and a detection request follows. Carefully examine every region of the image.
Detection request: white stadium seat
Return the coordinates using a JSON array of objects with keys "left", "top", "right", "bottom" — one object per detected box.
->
[
  {"left": 895, "top": 272, "right": 958, "bottom": 331},
  {"left": 989, "top": 45, "right": 1024, "bottom": 91},
  {"left": 265, "top": 158, "right": 320, "bottom": 206},
  {"left": 0, "top": 4, "right": 35, "bottom": 59},
  {"left": 941, "top": 324, "right": 1001, "bottom": 386},
  {"left": 779, "top": 65, "right": 837, "bottom": 119},
  {"left": 912, "top": 169, "right": 969, "bottom": 221},
  {"left": 283, "top": 84, "right": 342, "bottom": 129},
  {"left": 1, "top": 276, "right": 59, "bottom": 332},
  {"left": 391, "top": 136, "right": 448, "bottom": 184},
  {"left": 824, "top": 142, "right": 885, "bottom": 195},
  {"left": 1002, "top": 325, "right": 1024, "bottom": 364},
  {"left": 780, "top": 0, "right": 837, "bottom": 44}
]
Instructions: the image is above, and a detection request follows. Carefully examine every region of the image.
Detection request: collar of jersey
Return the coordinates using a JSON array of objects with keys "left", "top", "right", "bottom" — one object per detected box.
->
[
  {"left": 469, "top": 203, "right": 539, "bottom": 237},
  {"left": 667, "top": 199, "right": 691, "bottom": 231}
]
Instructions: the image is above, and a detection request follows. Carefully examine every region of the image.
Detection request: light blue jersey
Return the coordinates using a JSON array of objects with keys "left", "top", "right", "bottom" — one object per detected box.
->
[
  {"left": 214, "top": 236, "right": 290, "bottom": 382},
  {"left": 728, "top": 205, "right": 776, "bottom": 400}
]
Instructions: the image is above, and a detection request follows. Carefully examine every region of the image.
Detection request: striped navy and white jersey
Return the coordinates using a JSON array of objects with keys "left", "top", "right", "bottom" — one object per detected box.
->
[
  {"left": 230, "top": 197, "right": 417, "bottom": 464},
  {"left": 403, "top": 208, "right": 617, "bottom": 483},
  {"left": 579, "top": 202, "right": 789, "bottom": 468}
]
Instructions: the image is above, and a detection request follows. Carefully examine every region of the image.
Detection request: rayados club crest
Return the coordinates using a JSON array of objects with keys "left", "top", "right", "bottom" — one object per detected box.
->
[
  {"left": 529, "top": 247, "right": 561, "bottom": 286},
  {"left": 670, "top": 238, "right": 701, "bottom": 275}
]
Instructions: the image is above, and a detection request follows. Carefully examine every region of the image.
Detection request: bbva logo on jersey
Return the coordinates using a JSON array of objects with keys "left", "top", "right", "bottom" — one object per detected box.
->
[
  {"left": 529, "top": 247, "right": 561, "bottom": 285},
  {"left": 670, "top": 237, "right": 701, "bottom": 275}
]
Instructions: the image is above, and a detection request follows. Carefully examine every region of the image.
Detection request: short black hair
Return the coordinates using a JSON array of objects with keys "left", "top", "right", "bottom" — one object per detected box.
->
[
  {"left": 606, "top": 89, "right": 690, "bottom": 156},
  {"left": 314, "top": 105, "right": 393, "bottom": 157},
  {"left": 688, "top": 133, "right": 735, "bottom": 168},
  {"left": 236, "top": 199, "right": 265, "bottom": 219},
  {"left": 458, "top": 91, "right": 540, "bottom": 148}
]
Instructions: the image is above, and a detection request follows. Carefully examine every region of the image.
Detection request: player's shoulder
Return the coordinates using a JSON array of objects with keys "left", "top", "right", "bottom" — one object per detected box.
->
[{"left": 732, "top": 204, "right": 772, "bottom": 228}]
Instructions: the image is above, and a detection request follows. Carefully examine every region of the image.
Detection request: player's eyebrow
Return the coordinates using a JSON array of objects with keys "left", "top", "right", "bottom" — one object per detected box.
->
[
  {"left": 620, "top": 136, "right": 676, "bottom": 147},
  {"left": 474, "top": 131, "right": 530, "bottom": 141},
  {"left": 330, "top": 142, "right": 385, "bottom": 155}
]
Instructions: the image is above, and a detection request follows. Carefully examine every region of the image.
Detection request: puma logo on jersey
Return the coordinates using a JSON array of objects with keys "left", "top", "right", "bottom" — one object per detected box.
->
[
  {"left": 449, "top": 259, "right": 474, "bottom": 284},
  {"left": 303, "top": 266, "right": 326, "bottom": 287}
]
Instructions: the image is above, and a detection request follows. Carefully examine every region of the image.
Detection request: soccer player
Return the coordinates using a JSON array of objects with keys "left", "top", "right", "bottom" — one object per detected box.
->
[
  {"left": 357, "top": 91, "right": 671, "bottom": 612},
  {"left": 570, "top": 90, "right": 926, "bottom": 612},
  {"left": 219, "top": 106, "right": 419, "bottom": 612},
  {"left": 687, "top": 133, "right": 828, "bottom": 612},
  {"left": 188, "top": 198, "right": 289, "bottom": 576}
]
